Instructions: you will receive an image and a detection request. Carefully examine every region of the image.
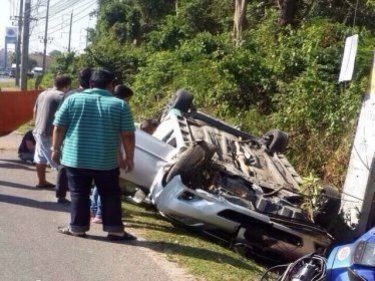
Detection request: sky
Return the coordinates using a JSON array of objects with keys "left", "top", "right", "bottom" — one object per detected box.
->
[{"left": 0, "top": 0, "right": 97, "bottom": 54}]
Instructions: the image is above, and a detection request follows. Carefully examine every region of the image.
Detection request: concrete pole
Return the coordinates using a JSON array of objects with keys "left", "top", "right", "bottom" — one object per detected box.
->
[
  {"left": 42, "top": 0, "right": 50, "bottom": 73},
  {"left": 4, "top": 43, "right": 8, "bottom": 69},
  {"left": 340, "top": 53, "right": 375, "bottom": 236},
  {"left": 68, "top": 12, "right": 73, "bottom": 52},
  {"left": 85, "top": 29, "right": 89, "bottom": 48},
  {"left": 20, "top": 0, "right": 31, "bottom": 90},
  {"left": 15, "top": 0, "right": 24, "bottom": 87}
]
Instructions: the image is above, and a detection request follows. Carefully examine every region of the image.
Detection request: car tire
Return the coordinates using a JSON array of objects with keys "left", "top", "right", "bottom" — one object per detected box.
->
[
  {"left": 313, "top": 185, "right": 341, "bottom": 228},
  {"left": 160, "top": 89, "right": 193, "bottom": 121},
  {"left": 165, "top": 141, "right": 215, "bottom": 184},
  {"left": 262, "top": 129, "right": 289, "bottom": 154}
]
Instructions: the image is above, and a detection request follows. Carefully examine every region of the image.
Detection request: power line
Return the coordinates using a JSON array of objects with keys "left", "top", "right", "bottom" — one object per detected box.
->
[
  {"left": 50, "top": 0, "right": 96, "bottom": 18},
  {"left": 30, "top": 0, "right": 96, "bottom": 37},
  {"left": 31, "top": 3, "right": 96, "bottom": 37},
  {"left": 49, "top": 0, "right": 80, "bottom": 14},
  {"left": 35, "top": 0, "right": 80, "bottom": 17},
  {"left": 49, "top": 10, "right": 94, "bottom": 35}
]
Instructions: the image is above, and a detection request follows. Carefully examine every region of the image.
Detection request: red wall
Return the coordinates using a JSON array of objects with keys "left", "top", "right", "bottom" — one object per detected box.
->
[{"left": 0, "top": 90, "right": 41, "bottom": 136}]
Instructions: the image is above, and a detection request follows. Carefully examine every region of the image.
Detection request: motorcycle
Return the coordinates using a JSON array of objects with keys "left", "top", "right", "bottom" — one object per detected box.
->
[{"left": 261, "top": 227, "right": 375, "bottom": 281}]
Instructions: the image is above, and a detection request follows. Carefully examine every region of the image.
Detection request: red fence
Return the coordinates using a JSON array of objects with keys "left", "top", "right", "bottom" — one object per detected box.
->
[{"left": 0, "top": 90, "right": 41, "bottom": 136}]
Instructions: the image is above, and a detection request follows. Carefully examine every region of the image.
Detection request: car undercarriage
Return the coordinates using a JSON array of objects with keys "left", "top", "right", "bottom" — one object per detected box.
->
[{"left": 121, "top": 90, "right": 335, "bottom": 262}]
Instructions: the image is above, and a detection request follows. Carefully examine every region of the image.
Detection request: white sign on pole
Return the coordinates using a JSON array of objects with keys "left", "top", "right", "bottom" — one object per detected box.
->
[{"left": 339, "top": 34, "right": 358, "bottom": 82}]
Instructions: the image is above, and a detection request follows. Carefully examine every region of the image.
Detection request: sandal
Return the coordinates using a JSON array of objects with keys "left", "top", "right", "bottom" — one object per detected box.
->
[
  {"left": 107, "top": 231, "right": 137, "bottom": 241},
  {"left": 35, "top": 183, "right": 55, "bottom": 189},
  {"left": 57, "top": 226, "right": 87, "bottom": 238}
]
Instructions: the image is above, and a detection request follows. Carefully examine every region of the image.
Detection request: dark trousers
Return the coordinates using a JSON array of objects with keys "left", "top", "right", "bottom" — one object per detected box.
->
[
  {"left": 56, "top": 165, "right": 68, "bottom": 199},
  {"left": 65, "top": 167, "right": 124, "bottom": 233}
]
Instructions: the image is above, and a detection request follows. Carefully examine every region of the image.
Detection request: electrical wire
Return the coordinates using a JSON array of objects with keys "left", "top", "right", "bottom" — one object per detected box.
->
[
  {"left": 48, "top": 10, "right": 94, "bottom": 35},
  {"left": 31, "top": 0, "right": 96, "bottom": 37},
  {"left": 49, "top": 0, "right": 97, "bottom": 19},
  {"left": 29, "top": 8, "right": 94, "bottom": 46}
]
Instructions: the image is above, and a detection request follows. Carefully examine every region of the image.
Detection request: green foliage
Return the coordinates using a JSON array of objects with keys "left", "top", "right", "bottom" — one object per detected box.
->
[
  {"left": 49, "top": 51, "right": 78, "bottom": 76},
  {"left": 28, "top": 58, "right": 38, "bottom": 71},
  {"left": 82, "top": 1, "right": 374, "bottom": 187},
  {"left": 146, "top": 15, "right": 188, "bottom": 50},
  {"left": 180, "top": 0, "right": 222, "bottom": 34}
]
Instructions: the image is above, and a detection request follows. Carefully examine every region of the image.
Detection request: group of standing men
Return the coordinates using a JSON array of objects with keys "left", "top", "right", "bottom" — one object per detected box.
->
[{"left": 32, "top": 68, "right": 136, "bottom": 240}]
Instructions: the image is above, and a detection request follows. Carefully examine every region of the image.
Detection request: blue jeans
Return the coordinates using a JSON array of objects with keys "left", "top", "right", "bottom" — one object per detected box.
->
[
  {"left": 56, "top": 165, "right": 68, "bottom": 199},
  {"left": 90, "top": 186, "right": 102, "bottom": 218},
  {"left": 65, "top": 167, "right": 123, "bottom": 233}
]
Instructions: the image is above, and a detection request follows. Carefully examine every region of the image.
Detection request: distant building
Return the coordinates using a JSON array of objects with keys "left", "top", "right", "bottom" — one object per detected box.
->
[
  {"left": 0, "top": 49, "right": 5, "bottom": 68},
  {"left": 0, "top": 49, "right": 14, "bottom": 69}
]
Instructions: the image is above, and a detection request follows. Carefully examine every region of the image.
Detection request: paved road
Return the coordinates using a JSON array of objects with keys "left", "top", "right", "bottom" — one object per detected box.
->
[{"left": 0, "top": 132, "right": 188, "bottom": 281}]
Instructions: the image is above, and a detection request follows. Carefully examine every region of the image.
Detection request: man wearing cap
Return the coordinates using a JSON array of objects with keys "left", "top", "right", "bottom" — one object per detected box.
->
[{"left": 52, "top": 68, "right": 136, "bottom": 240}]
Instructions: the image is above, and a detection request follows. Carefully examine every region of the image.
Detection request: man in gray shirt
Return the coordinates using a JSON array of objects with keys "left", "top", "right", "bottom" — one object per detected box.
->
[{"left": 33, "top": 75, "right": 71, "bottom": 188}]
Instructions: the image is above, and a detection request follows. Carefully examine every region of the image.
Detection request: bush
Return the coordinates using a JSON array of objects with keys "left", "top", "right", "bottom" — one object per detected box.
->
[{"left": 81, "top": 5, "right": 374, "bottom": 187}]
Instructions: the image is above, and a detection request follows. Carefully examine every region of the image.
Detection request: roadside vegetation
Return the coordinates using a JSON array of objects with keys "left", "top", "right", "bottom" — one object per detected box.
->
[
  {"left": 34, "top": 1, "right": 374, "bottom": 278},
  {"left": 0, "top": 79, "right": 36, "bottom": 90},
  {"left": 122, "top": 201, "right": 263, "bottom": 281},
  {"left": 45, "top": 0, "right": 374, "bottom": 188},
  {"left": 0, "top": 80, "right": 16, "bottom": 89}
]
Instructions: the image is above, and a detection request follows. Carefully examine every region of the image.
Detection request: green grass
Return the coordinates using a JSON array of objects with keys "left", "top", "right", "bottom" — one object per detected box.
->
[
  {"left": 17, "top": 122, "right": 33, "bottom": 134},
  {"left": 0, "top": 79, "right": 36, "bottom": 90},
  {"left": 0, "top": 81, "right": 16, "bottom": 89},
  {"left": 122, "top": 201, "right": 264, "bottom": 281}
]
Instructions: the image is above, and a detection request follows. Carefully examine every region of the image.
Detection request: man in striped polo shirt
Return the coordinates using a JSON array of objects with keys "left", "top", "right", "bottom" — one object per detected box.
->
[{"left": 52, "top": 68, "right": 136, "bottom": 240}]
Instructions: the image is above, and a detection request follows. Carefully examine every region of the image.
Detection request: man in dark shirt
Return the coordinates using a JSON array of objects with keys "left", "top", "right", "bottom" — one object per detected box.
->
[{"left": 18, "top": 129, "right": 36, "bottom": 163}]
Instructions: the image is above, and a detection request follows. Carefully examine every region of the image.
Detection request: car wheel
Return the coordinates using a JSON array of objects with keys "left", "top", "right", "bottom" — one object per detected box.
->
[
  {"left": 313, "top": 185, "right": 341, "bottom": 228},
  {"left": 160, "top": 89, "right": 193, "bottom": 121},
  {"left": 262, "top": 129, "right": 289, "bottom": 154},
  {"left": 165, "top": 141, "right": 215, "bottom": 184}
]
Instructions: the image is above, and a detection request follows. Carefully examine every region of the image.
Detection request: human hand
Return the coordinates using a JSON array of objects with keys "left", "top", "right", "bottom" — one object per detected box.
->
[
  {"left": 123, "top": 158, "right": 134, "bottom": 172},
  {"left": 51, "top": 151, "right": 61, "bottom": 165},
  {"left": 118, "top": 156, "right": 126, "bottom": 169}
]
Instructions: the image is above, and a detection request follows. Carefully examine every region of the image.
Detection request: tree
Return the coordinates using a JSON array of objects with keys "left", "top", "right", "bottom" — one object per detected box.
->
[
  {"left": 28, "top": 58, "right": 38, "bottom": 71},
  {"left": 277, "top": 0, "right": 299, "bottom": 25},
  {"left": 49, "top": 50, "right": 62, "bottom": 58},
  {"left": 50, "top": 52, "right": 77, "bottom": 75},
  {"left": 233, "top": 0, "right": 248, "bottom": 46}
]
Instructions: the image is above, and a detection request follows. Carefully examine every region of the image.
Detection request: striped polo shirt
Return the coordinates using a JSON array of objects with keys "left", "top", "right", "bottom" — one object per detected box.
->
[{"left": 53, "top": 88, "right": 135, "bottom": 170}]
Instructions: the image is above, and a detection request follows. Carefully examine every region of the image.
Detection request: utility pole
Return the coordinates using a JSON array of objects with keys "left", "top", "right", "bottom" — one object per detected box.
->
[
  {"left": 68, "top": 12, "right": 73, "bottom": 52},
  {"left": 85, "top": 28, "right": 89, "bottom": 48},
  {"left": 15, "top": 0, "right": 24, "bottom": 87},
  {"left": 20, "top": 0, "right": 31, "bottom": 90},
  {"left": 42, "top": 0, "right": 50, "bottom": 73}
]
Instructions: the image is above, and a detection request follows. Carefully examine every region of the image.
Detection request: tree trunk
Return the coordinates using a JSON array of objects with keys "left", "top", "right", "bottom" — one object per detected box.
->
[
  {"left": 233, "top": 0, "right": 247, "bottom": 47},
  {"left": 277, "top": 0, "right": 298, "bottom": 26}
]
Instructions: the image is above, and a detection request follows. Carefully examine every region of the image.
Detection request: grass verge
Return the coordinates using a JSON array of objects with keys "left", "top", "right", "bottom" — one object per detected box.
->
[
  {"left": 122, "top": 201, "right": 264, "bottom": 281},
  {"left": 0, "top": 81, "right": 16, "bottom": 89},
  {"left": 16, "top": 121, "right": 34, "bottom": 134}
]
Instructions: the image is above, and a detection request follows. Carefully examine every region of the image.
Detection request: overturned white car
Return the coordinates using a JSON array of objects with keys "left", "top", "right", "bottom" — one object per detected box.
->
[{"left": 121, "top": 90, "right": 334, "bottom": 262}]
